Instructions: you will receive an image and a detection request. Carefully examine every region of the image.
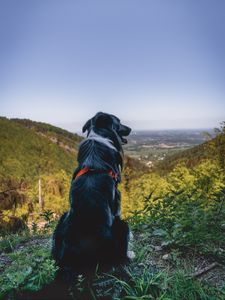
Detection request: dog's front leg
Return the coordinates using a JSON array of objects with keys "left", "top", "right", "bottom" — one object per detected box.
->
[
  {"left": 112, "top": 190, "right": 135, "bottom": 260},
  {"left": 111, "top": 217, "right": 130, "bottom": 263}
]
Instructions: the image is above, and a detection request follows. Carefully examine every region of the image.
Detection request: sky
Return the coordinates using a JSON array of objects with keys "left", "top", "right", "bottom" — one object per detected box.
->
[{"left": 0, "top": 0, "right": 225, "bottom": 131}]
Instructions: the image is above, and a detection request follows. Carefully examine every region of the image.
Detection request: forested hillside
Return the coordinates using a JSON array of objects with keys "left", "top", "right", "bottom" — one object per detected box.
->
[
  {"left": 11, "top": 118, "right": 82, "bottom": 153},
  {"left": 0, "top": 119, "right": 224, "bottom": 299},
  {"left": 0, "top": 117, "right": 80, "bottom": 232},
  {"left": 0, "top": 117, "right": 79, "bottom": 178}
]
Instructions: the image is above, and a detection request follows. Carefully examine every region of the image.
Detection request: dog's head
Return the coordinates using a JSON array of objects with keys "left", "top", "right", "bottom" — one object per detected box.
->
[{"left": 82, "top": 112, "right": 131, "bottom": 148}]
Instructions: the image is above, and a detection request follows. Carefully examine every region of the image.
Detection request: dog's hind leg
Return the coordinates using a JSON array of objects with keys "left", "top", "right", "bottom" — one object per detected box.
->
[{"left": 111, "top": 217, "right": 130, "bottom": 264}]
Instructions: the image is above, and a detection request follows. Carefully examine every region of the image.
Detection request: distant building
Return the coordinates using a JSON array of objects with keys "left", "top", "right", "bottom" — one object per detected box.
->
[{"left": 146, "top": 161, "right": 154, "bottom": 168}]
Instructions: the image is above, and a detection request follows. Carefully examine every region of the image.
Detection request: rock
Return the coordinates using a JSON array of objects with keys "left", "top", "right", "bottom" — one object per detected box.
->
[
  {"left": 154, "top": 246, "right": 163, "bottom": 251},
  {"left": 162, "top": 254, "right": 170, "bottom": 260},
  {"left": 138, "top": 263, "right": 145, "bottom": 267},
  {"left": 127, "top": 250, "right": 136, "bottom": 259}
]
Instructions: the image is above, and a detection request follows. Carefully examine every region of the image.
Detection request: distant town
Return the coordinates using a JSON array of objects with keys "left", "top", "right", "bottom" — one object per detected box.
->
[{"left": 124, "top": 129, "right": 214, "bottom": 167}]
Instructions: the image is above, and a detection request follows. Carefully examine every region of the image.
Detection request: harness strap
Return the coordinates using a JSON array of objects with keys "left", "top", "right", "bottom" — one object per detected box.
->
[{"left": 74, "top": 167, "right": 118, "bottom": 181}]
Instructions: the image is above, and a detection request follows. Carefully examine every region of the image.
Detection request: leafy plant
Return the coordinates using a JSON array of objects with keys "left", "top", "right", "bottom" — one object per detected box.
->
[
  {"left": 40, "top": 210, "right": 54, "bottom": 223},
  {"left": 0, "top": 245, "right": 58, "bottom": 298},
  {"left": 114, "top": 269, "right": 165, "bottom": 300},
  {"left": 0, "top": 231, "right": 31, "bottom": 253}
]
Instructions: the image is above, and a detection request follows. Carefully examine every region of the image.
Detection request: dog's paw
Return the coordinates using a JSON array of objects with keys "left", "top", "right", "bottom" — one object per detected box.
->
[{"left": 127, "top": 250, "right": 135, "bottom": 260}]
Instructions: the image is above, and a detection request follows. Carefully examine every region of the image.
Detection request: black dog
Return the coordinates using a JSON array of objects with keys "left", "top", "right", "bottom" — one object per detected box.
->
[{"left": 52, "top": 112, "right": 132, "bottom": 280}]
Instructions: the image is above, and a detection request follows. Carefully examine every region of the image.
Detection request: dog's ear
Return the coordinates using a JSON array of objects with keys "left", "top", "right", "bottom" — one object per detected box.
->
[
  {"left": 95, "top": 113, "right": 112, "bottom": 129},
  {"left": 82, "top": 119, "right": 92, "bottom": 133}
]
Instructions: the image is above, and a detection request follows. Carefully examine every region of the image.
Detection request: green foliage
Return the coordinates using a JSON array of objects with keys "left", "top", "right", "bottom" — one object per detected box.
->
[
  {"left": 114, "top": 269, "right": 164, "bottom": 300},
  {"left": 115, "top": 233, "right": 225, "bottom": 300},
  {"left": 0, "top": 231, "right": 31, "bottom": 253},
  {"left": 0, "top": 245, "right": 58, "bottom": 298},
  {"left": 0, "top": 117, "right": 76, "bottom": 180},
  {"left": 39, "top": 170, "right": 70, "bottom": 215},
  {"left": 126, "top": 160, "right": 225, "bottom": 259},
  {"left": 40, "top": 210, "right": 54, "bottom": 223},
  {"left": 0, "top": 117, "right": 79, "bottom": 233},
  {"left": 162, "top": 271, "right": 225, "bottom": 300},
  {"left": 12, "top": 118, "right": 82, "bottom": 148},
  {"left": 114, "top": 268, "right": 225, "bottom": 300},
  {"left": 156, "top": 121, "right": 225, "bottom": 174}
]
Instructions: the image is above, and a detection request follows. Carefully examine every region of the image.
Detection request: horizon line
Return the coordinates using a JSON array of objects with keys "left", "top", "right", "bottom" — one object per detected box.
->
[{"left": 0, "top": 115, "right": 219, "bottom": 133}]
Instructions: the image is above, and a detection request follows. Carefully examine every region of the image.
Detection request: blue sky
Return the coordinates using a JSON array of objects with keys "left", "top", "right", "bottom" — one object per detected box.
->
[{"left": 0, "top": 0, "right": 225, "bottom": 131}]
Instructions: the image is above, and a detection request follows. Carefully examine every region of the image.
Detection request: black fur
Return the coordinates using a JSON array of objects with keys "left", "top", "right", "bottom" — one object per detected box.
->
[{"left": 52, "top": 112, "right": 131, "bottom": 281}]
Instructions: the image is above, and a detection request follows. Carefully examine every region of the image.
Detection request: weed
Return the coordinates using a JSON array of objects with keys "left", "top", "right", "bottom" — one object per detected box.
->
[
  {"left": 113, "top": 268, "right": 165, "bottom": 300},
  {"left": 0, "top": 232, "right": 31, "bottom": 253},
  {"left": 114, "top": 267, "right": 225, "bottom": 300},
  {"left": 0, "top": 245, "right": 58, "bottom": 298}
]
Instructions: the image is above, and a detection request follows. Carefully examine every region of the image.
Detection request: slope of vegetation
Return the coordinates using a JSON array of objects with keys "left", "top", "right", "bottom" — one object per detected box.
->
[
  {"left": 0, "top": 117, "right": 78, "bottom": 178},
  {"left": 0, "top": 117, "right": 80, "bottom": 233},
  {"left": 11, "top": 118, "right": 82, "bottom": 153},
  {"left": 0, "top": 119, "right": 224, "bottom": 299},
  {"left": 155, "top": 122, "right": 225, "bottom": 174}
]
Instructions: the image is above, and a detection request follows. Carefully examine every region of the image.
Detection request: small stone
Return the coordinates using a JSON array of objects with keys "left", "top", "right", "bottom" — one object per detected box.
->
[
  {"left": 129, "top": 231, "right": 134, "bottom": 240},
  {"left": 162, "top": 254, "right": 170, "bottom": 260},
  {"left": 221, "top": 223, "right": 225, "bottom": 229},
  {"left": 127, "top": 250, "right": 136, "bottom": 259},
  {"left": 138, "top": 263, "right": 145, "bottom": 267},
  {"left": 154, "top": 246, "right": 163, "bottom": 251}
]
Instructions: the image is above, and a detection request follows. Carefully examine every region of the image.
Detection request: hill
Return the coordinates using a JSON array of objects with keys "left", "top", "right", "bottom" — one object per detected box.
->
[
  {"left": 155, "top": 123, "right": 225, "bottom": 173},
  {"left": 0, "top": 117, "right": 84, "bottom": 232},
  {"left": 11, "top": 118, "right": 82, "bottom": 155},
  {"left": 0, "top": 117, "right": 81, "bottom": 180}
]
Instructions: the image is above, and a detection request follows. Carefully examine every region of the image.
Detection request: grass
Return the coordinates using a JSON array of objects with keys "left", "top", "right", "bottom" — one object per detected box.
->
[
  {"left": 113, "top": 238, "right": 225, "bottom": 300},
  {"left": 164, "top": 271, "right": 225, "bottom": 300},
  {"left": 113, "top": 268, "right": 225, "bottom": 300},
  {"left": 0, "top": 244, "right": 58, "bottom": 299},
  {"left": 0, "top": 216, "right": 58, "bottom": 254},
  {"left": 0, "top": 219, "right": 224, "bottom": 299},
  {"left": 0, "top": 223, "right": 58, "bottom": 300},
  {"left": 111, "top": 227, "right": 225, "bottom": 300},
  {"left": 113, "top": 269, "right": 164, "bottom": 300},
  {"left": 0, "top": 231, "right": 31, "bottom": 253}
]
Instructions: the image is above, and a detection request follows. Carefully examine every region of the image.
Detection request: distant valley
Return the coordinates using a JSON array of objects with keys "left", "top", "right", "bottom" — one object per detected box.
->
[{"left": 124, "top": 129, "right": 215, "bottom": 167}]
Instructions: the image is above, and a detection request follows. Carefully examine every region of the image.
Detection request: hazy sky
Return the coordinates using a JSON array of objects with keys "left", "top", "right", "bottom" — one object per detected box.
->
[{"left": 0, "top": 0, "right": 225, "bottom": 131}]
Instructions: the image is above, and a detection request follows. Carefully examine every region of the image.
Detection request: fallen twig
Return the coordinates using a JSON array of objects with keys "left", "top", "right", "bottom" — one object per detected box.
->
[{"left": 189, "top": 262, "right": 220, "bottom": 279}]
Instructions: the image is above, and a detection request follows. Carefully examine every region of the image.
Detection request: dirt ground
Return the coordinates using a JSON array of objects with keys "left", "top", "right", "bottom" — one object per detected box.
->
[{"left": 0, "top": 234, "right": 224, "bottom": 299}]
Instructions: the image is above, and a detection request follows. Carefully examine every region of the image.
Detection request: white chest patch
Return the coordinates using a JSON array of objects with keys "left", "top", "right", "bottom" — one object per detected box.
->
[{"left": 84, "top": 130, "right": 117, "bottom": 151}]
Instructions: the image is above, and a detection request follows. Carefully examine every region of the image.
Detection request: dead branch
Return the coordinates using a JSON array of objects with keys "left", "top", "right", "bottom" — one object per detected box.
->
[{"left": 189, "top": 262, "right": 220, "bottom": 279}]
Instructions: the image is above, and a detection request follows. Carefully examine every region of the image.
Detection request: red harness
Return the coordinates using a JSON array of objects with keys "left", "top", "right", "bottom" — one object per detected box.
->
[{"left": 74, "top": 167, "right": 118, "bottom": 181}]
